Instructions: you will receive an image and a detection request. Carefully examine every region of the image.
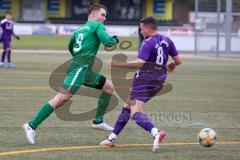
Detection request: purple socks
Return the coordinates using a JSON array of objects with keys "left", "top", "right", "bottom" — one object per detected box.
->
[
  {"left": 132, "top": 112, "right": 155, "bottom": 132},
  {"left": 1, "top": 50, "right": 11, "bottom": 63},
  {"left": 1, "top": 51, "right": 6, "bottom": 62},
  {"left": 7, "top": 50, "right": 11, "bottom": 63},
  {"left": 113, "top": 108, "right": 131, "bottom": 135},
  {"left": 112, "top": 109, "right": 155, "bottom": 136}
]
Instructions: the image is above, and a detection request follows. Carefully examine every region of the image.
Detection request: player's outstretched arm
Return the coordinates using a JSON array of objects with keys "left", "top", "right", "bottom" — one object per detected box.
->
[{"left": 109, "top": 58, "right": 146, "bottom": 69}]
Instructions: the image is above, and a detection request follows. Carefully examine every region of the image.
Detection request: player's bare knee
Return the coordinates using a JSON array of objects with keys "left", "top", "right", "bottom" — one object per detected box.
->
[
  {"left": 50, "top": 93, "right": 71, "bottom": 108},
  {"left": 123, "top": 106, "right": 131, "bottom": 110},
  {"left": 130, "top": 103, "right": 143, "bottom": 117},
  {"left": 130, "top": 111, "right": 137, "bottom": 118},
  {"left": 102, "top": 85, "right": 113, "bottom": 94},
  {"left": 103, "top": 87, "right": 113, "bottom": 94},
  {"left": 59, "top": 94, "right": 71, "bottom": 104},
  {"left": 102, "top": 80, "right": 114, "bottom": 94},
  {"left": 123, "top": 102, "right": 130, "bottom": 109}
]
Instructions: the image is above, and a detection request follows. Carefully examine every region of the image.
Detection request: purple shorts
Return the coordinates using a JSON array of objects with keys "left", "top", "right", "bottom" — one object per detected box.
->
[
  {"left": 3, "top": 40, "right": 10, "bottom": 49},
  {"left": 130, "top": 78, "right": 164, "bottom": 103}
]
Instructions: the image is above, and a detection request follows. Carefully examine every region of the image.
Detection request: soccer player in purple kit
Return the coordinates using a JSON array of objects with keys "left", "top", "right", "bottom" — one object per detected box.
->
[
  {"left": 100, "top": 16, "right": 182, "bottom": 152},
  {"left": 0, "top": 11, "right": 20, "bottom": 68}
]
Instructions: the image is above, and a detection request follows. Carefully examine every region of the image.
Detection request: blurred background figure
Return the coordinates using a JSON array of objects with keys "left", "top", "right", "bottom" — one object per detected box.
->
[{"left": 0, "top": 11, "right": 20, "bottom": 68}]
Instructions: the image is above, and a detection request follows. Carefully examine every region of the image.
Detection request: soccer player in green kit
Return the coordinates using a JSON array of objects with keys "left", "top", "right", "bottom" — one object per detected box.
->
[{"left": 23, "top": 4, "right": 119, "bottom": 144}]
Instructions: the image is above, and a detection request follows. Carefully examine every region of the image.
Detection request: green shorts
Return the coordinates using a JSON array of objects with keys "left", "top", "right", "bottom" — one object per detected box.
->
[{"left": 61, "top": 66, "right": 106, "bottom": 94}]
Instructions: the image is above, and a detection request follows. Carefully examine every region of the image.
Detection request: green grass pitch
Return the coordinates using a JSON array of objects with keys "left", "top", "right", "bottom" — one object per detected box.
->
[
  {"left": 11, "top": 35, "right": 139, "bottom": 51},
  {"left": 0, "top": 37, "right": 239, "bottom": 159}
]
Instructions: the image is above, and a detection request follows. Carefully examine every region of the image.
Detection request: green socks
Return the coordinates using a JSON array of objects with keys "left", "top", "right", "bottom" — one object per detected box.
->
[
  {"left": 29, "top": 102, "right": 54, "bottom": 130},
  {"left": 29, "top": 93, "right": 111, "bottom": 128},
  {"left": 93, "top": 92, "right": 112, "bottom": 124}
]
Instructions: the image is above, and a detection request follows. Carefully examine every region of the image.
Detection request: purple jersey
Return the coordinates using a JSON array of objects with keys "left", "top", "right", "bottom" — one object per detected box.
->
[
  {"left": 137, "top": 34, "right": 179, "bottom": 81},
  {"left": 1, "top": 18, "right": 15, "bottom": 41},
  {"left": 130, "top": 34, "right": 179, "bottom": 103}
]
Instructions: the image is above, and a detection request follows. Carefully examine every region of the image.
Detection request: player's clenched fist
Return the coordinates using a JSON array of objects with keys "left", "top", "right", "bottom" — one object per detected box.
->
[{"left": 167, "top": 62, "right": 176, "bottom": 73}]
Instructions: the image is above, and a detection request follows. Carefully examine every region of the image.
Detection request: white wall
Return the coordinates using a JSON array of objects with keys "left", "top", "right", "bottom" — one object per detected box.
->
[
  {"left": 14, "top": 23, "right": 240, "bottom": 52},
  {"left": 171, "top": 35, "right": 240, "bottom": 52}
]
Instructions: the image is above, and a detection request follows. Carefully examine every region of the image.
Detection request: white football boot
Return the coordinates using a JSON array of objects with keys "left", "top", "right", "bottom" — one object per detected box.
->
[
  {"left": 152, "top": 130, "right": 166, "bottom": 152},
  {"left": 22, "top": 123, "right": 36, "bottom": 144},
  {"left": 91, "top": 122, "right": 114, "bottom": 131},
  {"left": 100, "top": 138, "right": 115, "bottom": 148}
]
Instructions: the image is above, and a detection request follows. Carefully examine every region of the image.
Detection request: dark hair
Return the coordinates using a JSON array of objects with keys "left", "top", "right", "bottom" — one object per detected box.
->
[
  {"left": 88, "top": 4, "right": 107, "bottom": 15},
  {"left": 5, "top": 11, "right": 12, "bottom": 15},
  {"left": 140, "top": 16, "right": 158, "bottom": 31}
]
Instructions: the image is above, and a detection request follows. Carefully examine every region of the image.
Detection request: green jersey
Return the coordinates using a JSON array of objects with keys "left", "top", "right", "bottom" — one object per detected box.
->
[{"left": 68, "top": 20, "right": 117, "bottom": 70}]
